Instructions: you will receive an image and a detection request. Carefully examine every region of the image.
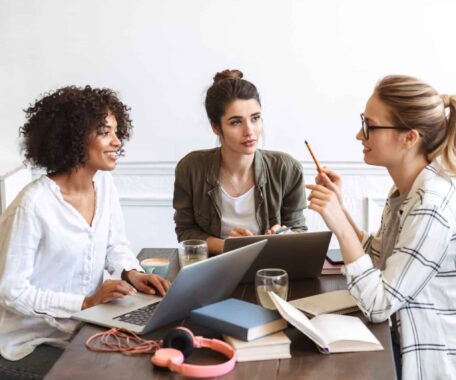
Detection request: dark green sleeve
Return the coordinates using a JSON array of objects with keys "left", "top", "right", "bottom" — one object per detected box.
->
[
  {"left": 173, "top": 159, "right": 212, "bottom": 242},
  {"left": 281, "top": 160, "right": 307, "bottom": 232}
]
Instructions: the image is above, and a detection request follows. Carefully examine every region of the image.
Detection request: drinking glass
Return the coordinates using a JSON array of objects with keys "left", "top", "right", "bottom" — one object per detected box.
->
[
  {"left": 178, "top": 240, "right": 208, "bottom": 268},
  {"left": 255, "top": 268, "right": 289, "bottom": 310}
]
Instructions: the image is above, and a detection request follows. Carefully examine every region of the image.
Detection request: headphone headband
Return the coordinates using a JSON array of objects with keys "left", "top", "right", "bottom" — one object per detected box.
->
[{"left": 151, "top": 327, "right": 236, "bottom": 378}]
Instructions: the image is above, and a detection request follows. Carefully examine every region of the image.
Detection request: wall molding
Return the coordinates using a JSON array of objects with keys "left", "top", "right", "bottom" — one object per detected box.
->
[
  {"left": 120, "top": 195, "right": 173, "bottom": 207},
  {"left": 31, "top": 161, "right": 390, "bottom": 209},
  {"left": 114, "top": 160, "right": 388, "bottom": 176},
  {"left": 31, "top": 160, "right": 389, "bottom": 178}
]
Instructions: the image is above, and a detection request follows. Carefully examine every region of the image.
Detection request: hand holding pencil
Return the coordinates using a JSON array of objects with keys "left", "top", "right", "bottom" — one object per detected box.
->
[
  {"left": 304, "top": 140, "right": 344, "bottom": 205},
  {"left": 305, "top": 140, "right": 322, "bottom": 174}
]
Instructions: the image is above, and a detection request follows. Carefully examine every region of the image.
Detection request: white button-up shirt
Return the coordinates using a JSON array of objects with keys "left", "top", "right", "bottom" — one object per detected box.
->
[
  {"left": 344, "top": 162, "right": 456, "bottom": 380},
  {"left": 0, "top": 171, "right": 143, "bottom": 360}
]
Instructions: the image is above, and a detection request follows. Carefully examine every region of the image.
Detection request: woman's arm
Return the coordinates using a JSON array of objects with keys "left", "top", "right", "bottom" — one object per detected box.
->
[
  {"left": 316, "top": 168, "right": 363, "bottom": 241},
  {"left": 307, "top": 182, "right": 453, "bottom": 322},
  {"left": 0, "top": 205, "right": 85, "bottom": 318},
  {"left": 104, "top": 177, "right": 145, "bottom": 277},
  {"left": 280, "top": 160, "right": 308, "bottom": 232},
  {"left": 173, "top": 160, "right": 221, "bottom": 251}
]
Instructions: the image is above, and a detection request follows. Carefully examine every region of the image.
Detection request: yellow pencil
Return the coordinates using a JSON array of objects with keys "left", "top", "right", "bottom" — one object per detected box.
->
[{"left": 305, "top": 140, "right": 322, "bottom": 174}]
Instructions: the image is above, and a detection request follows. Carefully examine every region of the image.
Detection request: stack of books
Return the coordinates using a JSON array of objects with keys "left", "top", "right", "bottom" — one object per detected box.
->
[{"left": 190, "top": 298, "right": 291, "bottom": 362}]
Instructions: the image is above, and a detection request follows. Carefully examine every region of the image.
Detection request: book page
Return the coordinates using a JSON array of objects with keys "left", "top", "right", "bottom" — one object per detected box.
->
[
  {"left": 268, "top": 292, "right": 328, "bottom": 350},
  {"left": 290, "top": 290, "right": 358, "bottom": 316},
  {"left": 310, "top": 314, "right": 382, "bottom": 350}
]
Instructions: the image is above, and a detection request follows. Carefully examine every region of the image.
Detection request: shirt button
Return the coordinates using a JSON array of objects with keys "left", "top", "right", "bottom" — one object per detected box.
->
[{"left": 87, "top": 256, "right": 92, "bottom": 261}]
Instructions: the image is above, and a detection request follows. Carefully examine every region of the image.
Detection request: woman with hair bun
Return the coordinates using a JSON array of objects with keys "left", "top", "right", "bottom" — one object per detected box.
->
[
  {"left": 306, "top": 75, "right": 456, "bottom": 379},
  {"left": 173, "top": 69, "right": 307, "bottom": 254},
  {"left": 0, "top": 86, "right": 170, "bottom": 379}
]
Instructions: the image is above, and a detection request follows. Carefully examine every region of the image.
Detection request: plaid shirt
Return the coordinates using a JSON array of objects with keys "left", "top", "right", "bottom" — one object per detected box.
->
[{"left": 344, "top": 162, "right": 456, "bottom": 380}]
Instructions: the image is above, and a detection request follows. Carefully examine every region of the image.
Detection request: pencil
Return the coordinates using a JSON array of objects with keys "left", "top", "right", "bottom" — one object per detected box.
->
[
  {"left": 305, "top": 140, "right": 322, "bottom": 174},
  {"left": 275, "top": 226, "right": 292, "bottom": 235}
]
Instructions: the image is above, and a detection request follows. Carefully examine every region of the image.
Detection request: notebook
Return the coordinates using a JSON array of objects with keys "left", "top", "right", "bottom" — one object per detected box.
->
[
  {"left": 72, "top": 240, "right": 267, "bottom": 334},
  {"left": 223, "top": 231, "right": 332, "bottom": 282}
]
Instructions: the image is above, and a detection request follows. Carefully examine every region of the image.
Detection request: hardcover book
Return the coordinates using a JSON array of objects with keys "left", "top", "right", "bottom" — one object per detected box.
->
[
  {"left": 223, "top": 331, "right": 291, "bottom": 362},
  {"left": 190, "top": 298, "right": 287, "bottom": 341}
]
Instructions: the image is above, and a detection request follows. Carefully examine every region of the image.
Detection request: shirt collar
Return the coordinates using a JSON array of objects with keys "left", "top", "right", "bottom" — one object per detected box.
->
[{"left": 206, "top": 148, "right": 267, "bottom": 187}]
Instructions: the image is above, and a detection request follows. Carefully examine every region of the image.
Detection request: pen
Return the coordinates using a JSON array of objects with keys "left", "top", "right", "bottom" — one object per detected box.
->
[
  {"left": 276, "top": 226, "right": 292, "bottom": 235},
  {"left": 305, "top": 140, "right": 322, "bottom": 174}
]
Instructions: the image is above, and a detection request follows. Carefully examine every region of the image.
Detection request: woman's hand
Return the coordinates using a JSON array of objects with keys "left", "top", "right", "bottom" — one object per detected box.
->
[
  {"left": 82, "top": 279, "right": 137, "bottom": 309},
  {"left": 316, "top": 167, "right": 344, "bottom": 206},
  {"left": 126, "top": 270, "right": 171, "bottom": 297},
  {"left": 305, "top": 184, "right": 350, "bottom": 235},
  {"left": 228, "top": 227, "right": 256, "bottom": 237},
  {"left": 264, "top": 224, "right": 292, "bottom": 235}
]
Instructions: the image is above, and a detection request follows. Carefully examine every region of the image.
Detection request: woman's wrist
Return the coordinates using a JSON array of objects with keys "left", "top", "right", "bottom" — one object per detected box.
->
[
  {"left": 121, "top": 269, "right": 139, "bottom": 285},
  {"left": 82, "top": 296, "right": 93, "bottom": 310}
]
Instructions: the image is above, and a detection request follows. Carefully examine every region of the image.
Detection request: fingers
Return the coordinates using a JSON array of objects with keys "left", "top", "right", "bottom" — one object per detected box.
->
[
  {"left": 269, "top": 224, "right": 283, "bottom": 234},
  {"left": 149, "top": 275, "right": 171, "bottom": 297},
  {"left": 305, "top": 184, "right": 332, "bottom": 199},
  {"left": 229, "top": 227, "right": 255, "bottom": 237},
  {"left": 321, "top": 167, "right": 340, "bottom": 180},
  {"left": 104, "top": 279, "right": 136, "bottom": 296},
  {"left": 133, "top": 274, "right": 171, "bottom": 297},
  {"left": 91, "top": 280, "right": 137, "bottom": 306},
  {"left": 229, "top": 229, "right": 242, "bottom": 237}
]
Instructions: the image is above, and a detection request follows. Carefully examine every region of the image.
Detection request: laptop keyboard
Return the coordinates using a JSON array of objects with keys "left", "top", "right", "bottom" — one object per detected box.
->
[{"left": 113, "top": 302, "right": 160, "bottom": 326}]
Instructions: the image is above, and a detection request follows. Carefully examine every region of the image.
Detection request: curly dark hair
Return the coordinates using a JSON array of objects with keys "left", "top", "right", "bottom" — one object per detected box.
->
[{"left": 20, "top": 85, "right": 133, "bottom": 173}]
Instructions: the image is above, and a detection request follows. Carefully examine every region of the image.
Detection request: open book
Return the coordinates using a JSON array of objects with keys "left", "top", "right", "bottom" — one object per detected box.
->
[
  {"left": 289, "top": 290, "right": 358, "bottom": 317},
  {"left": 269, "top": 292, "right": 383, "bottom": 354}
]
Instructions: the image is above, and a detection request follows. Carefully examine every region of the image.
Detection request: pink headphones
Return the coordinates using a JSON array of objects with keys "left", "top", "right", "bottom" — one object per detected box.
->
[{"left": 151, "top": 327, "right": 236, "bottom": 378}]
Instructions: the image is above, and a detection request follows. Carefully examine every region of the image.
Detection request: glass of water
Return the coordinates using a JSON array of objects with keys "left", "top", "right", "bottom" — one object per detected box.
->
[
  {"left": 178, "top": 240, "right": 208, "bottom": 268},
  {"left": 255, "top": 268, "right": 289, "bottom": 310}
]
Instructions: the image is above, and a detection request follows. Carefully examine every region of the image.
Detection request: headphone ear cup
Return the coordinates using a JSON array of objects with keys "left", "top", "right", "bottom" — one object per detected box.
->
[{"left": 163, "top": 328, "right": 194, "bottom": 358}]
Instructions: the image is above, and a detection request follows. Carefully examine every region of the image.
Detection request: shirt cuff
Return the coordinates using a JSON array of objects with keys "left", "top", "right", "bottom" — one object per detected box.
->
[
  {"left": 342, "top": 254, "right": 374, "bottom": 277},
  {"left": 36, "top": 293, "right": 86, "bottom": 318}
]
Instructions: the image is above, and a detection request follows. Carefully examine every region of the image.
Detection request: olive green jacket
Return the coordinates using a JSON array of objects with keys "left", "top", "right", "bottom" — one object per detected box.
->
[{"left": 173, "top": 148, "right": 307, "bottom": 242}]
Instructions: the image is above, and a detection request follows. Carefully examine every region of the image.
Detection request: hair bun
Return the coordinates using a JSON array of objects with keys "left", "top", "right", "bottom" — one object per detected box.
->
[{"left": 213, "top": 69, "right": 243, "bottom": 84}]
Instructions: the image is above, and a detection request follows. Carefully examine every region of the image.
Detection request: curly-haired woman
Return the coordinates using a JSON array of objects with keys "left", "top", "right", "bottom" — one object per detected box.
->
[{"left": 0, "top": 86, "right": 170, "bottom": 379}]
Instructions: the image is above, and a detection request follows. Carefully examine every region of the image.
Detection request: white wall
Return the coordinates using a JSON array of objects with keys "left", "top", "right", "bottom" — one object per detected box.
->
[
  {"left": 1, "top": 0, "right": 455, "bottom": 162},
  {"left": 0, "top": 0, "right": 452, "bottom": 250}
]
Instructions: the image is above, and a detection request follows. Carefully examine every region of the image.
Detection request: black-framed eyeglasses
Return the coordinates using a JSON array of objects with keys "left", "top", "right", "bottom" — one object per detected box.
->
[{"left": 360, "top": 113, "right": 411, "bottom": 140}]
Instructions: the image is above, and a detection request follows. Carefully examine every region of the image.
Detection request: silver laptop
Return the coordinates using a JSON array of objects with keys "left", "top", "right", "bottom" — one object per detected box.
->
[
  {"left": 72, "top": 240, "right": 267, "bottom": 334},
  {"left": 223, "top": 231, "right": 332, "bottom": 282}
]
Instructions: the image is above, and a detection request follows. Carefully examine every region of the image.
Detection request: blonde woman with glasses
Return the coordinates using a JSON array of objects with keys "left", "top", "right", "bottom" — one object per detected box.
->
[{"left": 306, "top": 76, "right": 456, "bottom": 380}]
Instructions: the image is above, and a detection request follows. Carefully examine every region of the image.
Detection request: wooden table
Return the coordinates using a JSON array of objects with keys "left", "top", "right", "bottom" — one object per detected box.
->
[{"left": 45, "top": 249, "right": 396, "bottom": 380}]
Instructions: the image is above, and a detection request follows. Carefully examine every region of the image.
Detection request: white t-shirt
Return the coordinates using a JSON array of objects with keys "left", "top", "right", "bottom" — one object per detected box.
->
[
  {"left": 0, "top": 171, "right": 143, "bottom": 360},
  {"left": 220, "top": 186, "right": 260, "bottom": 238}
]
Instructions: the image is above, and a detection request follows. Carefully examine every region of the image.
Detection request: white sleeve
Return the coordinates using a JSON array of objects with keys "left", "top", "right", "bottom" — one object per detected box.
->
[
  {"left": 344, "top": 202, "right": 453, "bottom": 322},
  {"left": 104, "top": 180, "right": 143, "bottom": 278},
  {"left": 0, "top": 205, "right": 85, "bottom": 318}
]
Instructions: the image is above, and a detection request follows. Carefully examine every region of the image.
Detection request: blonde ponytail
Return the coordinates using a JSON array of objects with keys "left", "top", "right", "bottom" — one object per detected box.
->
[{"left": 428, "top": 95, "right": 456, "bottom": 174}]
